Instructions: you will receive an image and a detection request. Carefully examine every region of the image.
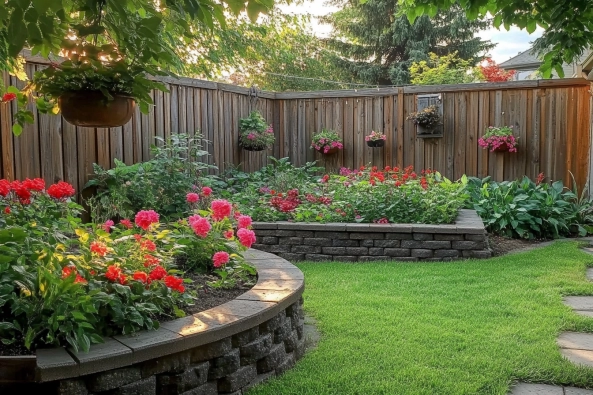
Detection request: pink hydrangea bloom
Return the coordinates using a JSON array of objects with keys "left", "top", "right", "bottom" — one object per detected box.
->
[
  {"left": 237, "top": 228, "right": 256, "bottom": 248},
  {"left": 186, "top": 192, "right": 199, "bottom": 203},
  {"left": 212, "top": 251, "right": 230, "bottom": 268},
  {"left": 211, "top": 199, "right": 232, "bottom": 221},
  {"left": 191, "top": 216, "right": 211, "bottom": 238},
  {"left": 102, "top": 220, "right": 114, "bottom": 232},
  {"left": 237, "top": 215, "right": 252, "bottom": 229},
  {"left": 135, "top": 210, "right": 160, "bottom": 230}
]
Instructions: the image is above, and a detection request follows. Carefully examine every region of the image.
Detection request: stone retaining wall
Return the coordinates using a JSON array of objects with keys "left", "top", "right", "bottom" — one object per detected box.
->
[
  {"left": 252, "top": 209, "right": 491, "bottom": 262},
  {"left": 0, "top": 250, "right": 305, "bottom": 395}
]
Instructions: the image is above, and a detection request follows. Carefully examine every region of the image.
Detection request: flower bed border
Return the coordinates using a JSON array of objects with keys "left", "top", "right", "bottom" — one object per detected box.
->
[
  {"left": 0, "top": 250, "right": 305, "bottom": 394},
  {"left": 251, "top": 209, "right": 491, "bottom": 262}
]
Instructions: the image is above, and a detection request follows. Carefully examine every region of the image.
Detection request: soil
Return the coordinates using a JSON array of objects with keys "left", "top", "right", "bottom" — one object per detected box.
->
[
  {"left": 0, "top": 273, "right": 255, "bottom": 357},
  {"left": 488, "top": 234, "right": 544, "bottom": 256}
]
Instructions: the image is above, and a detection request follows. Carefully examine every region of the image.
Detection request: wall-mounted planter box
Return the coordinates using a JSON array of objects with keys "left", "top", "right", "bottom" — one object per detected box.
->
[{"left": 416, "top": 93, "right": 443, "bottom": 138}]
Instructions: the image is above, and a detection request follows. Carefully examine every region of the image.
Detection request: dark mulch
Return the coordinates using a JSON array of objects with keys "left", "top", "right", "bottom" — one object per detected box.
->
[
  {"left": 177, "top": 272, "right": 255, "bottom": 316},
  {"left": 488, "top": 234, "right": 543, "bottom": 256},
  {"left": 0, "top": 336, "right": 34, "bottom": 356}
]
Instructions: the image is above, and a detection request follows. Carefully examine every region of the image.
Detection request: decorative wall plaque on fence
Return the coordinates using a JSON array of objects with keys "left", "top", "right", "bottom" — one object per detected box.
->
[{"left": 416, "top": 93, "right": 443, "bottom": 138}]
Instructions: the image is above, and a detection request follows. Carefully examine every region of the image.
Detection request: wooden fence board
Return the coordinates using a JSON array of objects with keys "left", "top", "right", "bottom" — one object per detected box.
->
[{"left": 1, "top": 63, "right": 590, "bottom": 193}]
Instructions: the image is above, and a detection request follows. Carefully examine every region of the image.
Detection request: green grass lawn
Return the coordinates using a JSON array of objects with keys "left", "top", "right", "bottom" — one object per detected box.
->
[{"left": 248, "top": 242, "right": 593, "bottom": 395}]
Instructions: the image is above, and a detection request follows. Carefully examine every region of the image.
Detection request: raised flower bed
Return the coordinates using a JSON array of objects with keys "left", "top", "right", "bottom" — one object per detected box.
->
[
  {"left": 0, "top": 249, "right": 306, "bottom": 394},
  {"left": 251, "top": 209, "right": 491, "bottom": 262}
]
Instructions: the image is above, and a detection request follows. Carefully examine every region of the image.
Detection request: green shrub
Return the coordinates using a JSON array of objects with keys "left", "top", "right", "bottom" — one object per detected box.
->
[
  {"left": 465, "top": 175, "right": 593, "bottom": 239},
  {"left": 86, "top": 134, "right": 215, "bottom": 222}
]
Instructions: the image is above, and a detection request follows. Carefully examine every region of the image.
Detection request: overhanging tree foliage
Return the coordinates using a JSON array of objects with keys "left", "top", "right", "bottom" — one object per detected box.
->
[
  {"left": 398, "top": 0, "right": 593, "bottom": 78},
  {"left": 322, "top": 0, "right": 494, "bottom": 85}
]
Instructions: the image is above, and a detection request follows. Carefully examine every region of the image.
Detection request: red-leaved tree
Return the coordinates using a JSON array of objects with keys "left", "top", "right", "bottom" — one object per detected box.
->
[{"left": 478, "top": 58, "right": 516, "bottom": 82}]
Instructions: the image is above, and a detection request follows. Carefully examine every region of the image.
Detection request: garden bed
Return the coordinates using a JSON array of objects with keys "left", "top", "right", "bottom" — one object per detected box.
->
[
  {"left": 0, "top": 249, "right": 305, "bottom": 395},
  {"left": 252, "top": 209, "right": 491, "bottom": 262}
]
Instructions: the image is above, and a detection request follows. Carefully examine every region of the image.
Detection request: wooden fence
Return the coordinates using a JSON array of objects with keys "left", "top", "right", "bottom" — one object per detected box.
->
[{"left": 1, "top": 58, "right": 592, "bottom": 201}]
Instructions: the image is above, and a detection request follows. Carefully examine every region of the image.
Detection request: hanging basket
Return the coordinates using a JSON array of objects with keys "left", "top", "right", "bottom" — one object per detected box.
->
[
  {"left": 316, "top": 147, "right": 339, "bottom": 155},
  {"left": 492, "top": 142, "right": 511, "bottom": 152},
  {"left": 59, "top": 91, "right": 135, "bottom": 128},
  {"left": 241, "top": 145, "right": 266, "bottom": 152},
  {"left": 366, "top": 139, "right": 385, "bottom": 148}
]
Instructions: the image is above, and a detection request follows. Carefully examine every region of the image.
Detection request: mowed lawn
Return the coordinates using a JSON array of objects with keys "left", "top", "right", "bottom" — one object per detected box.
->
[{"left": 248, "top": 242, "right": 593, "bottom": 395}]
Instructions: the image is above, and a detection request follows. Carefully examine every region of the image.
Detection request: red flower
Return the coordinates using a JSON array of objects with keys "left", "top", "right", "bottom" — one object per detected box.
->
[
  {"left": 143, "top": 254, "right": 160, "bottom": 267},
  {"left": 133, "top": 271, "right": 148, "bottom": 283},
  {"left": 149, "top": 265, "right": 167, "bottom": 281},
  {"left": 102, "top": 220, "right": 114, "bottom": 232},
  {"left": 211, "top": 199, "right": 232, "bottom": 221},
  {"left": 47, "top": 181, "right": 75, "bottom": 200},
  {"left": 120, "top": 219, "right": 133, "bottom": 229},
  {"left": 212, "top": 251, "right": 230, "bottom": 268},
  {"left": 134, "top": 210, "right": 160, "bottom": 230},
  {"left": 164, "top": 275, "right": 185, "bottom": 293},
  {"left": 223, "top": 230, "right": 234, "bottom": 239},
  {"left": 1, "top": 93, "right": 16, "bottom": 102},
  {"left": 186, "top": 192, "right": 199, "bottom": 203},
  {"left": 201, "top": 186, "right": 212, "bottom": 196},
  {"left": 90, "top": 241, "right": 108, "bottom": 256},
  {"left": 140, "top": 239, "right": 156, "bottom": 252},
  {"left": 11, "top": 181, "right": 30, "bottom": 202},
  {"left": 237, "top": 215, "right": 252, "bottom": 229},
  {"left": 0, "top": 179, "right": 10, "bottom": 197},
  {"left": 3, "top": 206, "right": 10, "bottom": 214},
  {"left": 321, "top": 175, "right": 329, "bottom": 183},
  {"left": 22, "top": 178, "right": 45, "bottom": 191},
  {"left": 105, "top": 265, "right": 122, "bottom": 282},
  {"left": 237, "top": 228, "right": 256, "bottom": 248},
  {"left": 536, "top": 172, "right": 545, "bottom": 185},
  {"left": 190, "top": 216, "right": 211, "bottom": 238},
  {"left": 118, "top": 274, "right": 128, "bottom": 285},
  {"left": 134, "top": 234, "right": 142, "bottom": 242}
]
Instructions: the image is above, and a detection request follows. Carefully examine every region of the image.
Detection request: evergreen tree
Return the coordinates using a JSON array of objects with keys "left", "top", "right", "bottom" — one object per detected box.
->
[{"left": 323, "top": 1, "right": 494, "bottom": 85}]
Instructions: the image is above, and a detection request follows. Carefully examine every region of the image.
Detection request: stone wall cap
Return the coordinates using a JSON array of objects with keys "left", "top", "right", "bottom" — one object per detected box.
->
[{"left": 29, "top": 250, "right": 304, "bottom": 382}]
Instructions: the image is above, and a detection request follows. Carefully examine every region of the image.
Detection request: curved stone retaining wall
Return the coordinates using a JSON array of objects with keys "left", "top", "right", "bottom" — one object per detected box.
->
[
  {"left": 252, "top": 209, "right": 491, "bottom": 262},
  {"left": 0, "top": 249, "right": 305, "bottom": 395}
]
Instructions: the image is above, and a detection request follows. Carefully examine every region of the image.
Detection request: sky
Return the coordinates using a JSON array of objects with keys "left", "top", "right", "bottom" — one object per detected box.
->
[{"left": 278, "top": 0, "right": 544, "bottom": 64}]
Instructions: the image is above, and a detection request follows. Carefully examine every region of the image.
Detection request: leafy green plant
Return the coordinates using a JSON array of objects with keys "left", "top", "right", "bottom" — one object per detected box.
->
[
  {"left": 238, "top": 111, "right": 275, "bottom": 150},
  {"left": 407, "top": 105, "right": 442, "bottom": 128},
  {"left": 86, "top": 134, "right": 215, "bottom": 222},
  {"left": 465, "top": 174, "right": 593, "bottom": 239}
]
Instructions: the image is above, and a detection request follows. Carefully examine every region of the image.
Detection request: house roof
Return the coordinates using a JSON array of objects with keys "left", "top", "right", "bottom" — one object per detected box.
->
[{"left": 499, "top": 49, "right": 541, "bottom": 70}]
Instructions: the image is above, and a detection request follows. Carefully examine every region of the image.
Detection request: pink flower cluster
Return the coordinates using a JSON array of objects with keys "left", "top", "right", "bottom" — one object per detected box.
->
[
  {"left": 135, "top": 210, "right": 160, "bottom": 230},
  {"left": 311, "top": 138, "right": 344, "bottom": 154},
  {"left": 247, "top": 133, "right": 256, "bottom": 140},
  {"left": 478, "top": 135, "right": 518, "bottom": 152},
  {"left": 365, "top": 130, "right": 387, "bottom": 142},
  {"left": 266, "top": 125, "right": 274, "bottom": 134},
  {"left": 189, "top": 214, "right": 211, "bottom": 238}
]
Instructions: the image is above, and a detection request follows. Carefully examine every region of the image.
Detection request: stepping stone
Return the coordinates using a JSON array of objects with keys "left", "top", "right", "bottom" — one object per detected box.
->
[
  {"left": 561, "top": 348, "right": 593, "bottom": 368},
  {"left": 558, "top": 332, "right": 593, "bottom": 351},
  {"left": 564, "top": 296, "right": 593, "bottom": 311},
  {"left": 587, "top": 268, "right": 593, "bottom": 282},
  {"left": 508, "top": 383, "right": 563, "bottom": 395},
  {"left": 565, "top": 387, "right": 593, "bottom": 395}
]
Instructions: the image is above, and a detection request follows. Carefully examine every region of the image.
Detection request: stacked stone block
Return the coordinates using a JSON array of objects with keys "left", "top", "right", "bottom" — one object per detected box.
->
[
  {"left": 29, "top": 298, "right": 305, "bottom": 395},
  {"left": 252, "top": 209, "right": 491, "bottom": 262}
]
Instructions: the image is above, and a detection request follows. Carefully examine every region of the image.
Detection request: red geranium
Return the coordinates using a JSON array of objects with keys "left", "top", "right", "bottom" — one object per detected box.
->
[
  {"left": 47, "top": 181, "right": 75, "bottom": 200},
  {"left": 237, "top": 228, "right": 256, "bottom": 248},
  {"left": 143, "top": 254, "right": 160, "bottom": 267},
  {"left": 212, "top": 251, "right": 230, "bottom": 268},
  {"left": 164, "top": 275, "right": 185, "bottom": 293},
  {"left": 120, "top": 219, "right": 133, "bottom": 229},
  {"left": 140, "top": 239, "right": 156, "bottom": 252},
  {"left": 90, "top": 241, "right": 108, "bottom": 256},
  {"left": 211, "top": 199, "right": 232, "bottom": 221},
  {"left": 105, "top": 265, "right": 122, "bottom": 282},
  {"left": 133, "top": 271, "right": 149, "bottom": 283},
  {"left": 149, "top": 265, "right": 167, "bottom": 281}
]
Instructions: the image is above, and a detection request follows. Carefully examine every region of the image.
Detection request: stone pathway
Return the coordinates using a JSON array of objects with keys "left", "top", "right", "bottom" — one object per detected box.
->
[{"left": 509, "top": 241, "right": 593, "bottom": 395}]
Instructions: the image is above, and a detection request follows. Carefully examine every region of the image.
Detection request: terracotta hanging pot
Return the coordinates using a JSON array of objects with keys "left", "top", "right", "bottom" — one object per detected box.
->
[
  {"left": 59, "top": 91, "right": 135, "bottom": 128},
  {"left": 367, "top": 140, "right": 385, "bottom": 148}
]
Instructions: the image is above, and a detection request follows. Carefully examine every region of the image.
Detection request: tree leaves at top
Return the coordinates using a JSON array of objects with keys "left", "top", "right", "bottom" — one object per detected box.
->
[
  {"left": 322, "top": 0, "right": 494, "bottom": 85},
  {"left": 0, "top": 0, "right": 275, "bottom": 73},
  {"left": 398, "top": 0, "right": 593, "bottom": 78}
]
